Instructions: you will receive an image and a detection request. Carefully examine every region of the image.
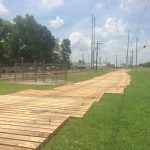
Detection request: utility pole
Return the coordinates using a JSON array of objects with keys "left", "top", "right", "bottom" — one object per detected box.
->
[
  {"left": 88, "top": 55, "right": 89, "bottom": 66},
  {"left": 93, "top": 17, "right": 96, "bottom": 68},
  {"left": 91, "top": 15, "right": 94, "bottom": 69},
  {"left": 106, "top": 57, "right": 108, "bottom": 64},
  {"left": 94, "top": 41, "right": 103, "bottom": 72},
  {"left": 130, "top": 56, "right": 132, "bottom": 67},
  {"left": 116, "top": 55, "right": 118, "bottom": 69},
  {"left": 126, "top": 30, "right": 130, "bottom": 69},
  {"left": 131, "top": 50, "right": 134, "bottom": 67},
  {"left": 136, "top": 37, "right": 138, "bottom": 70},
  {"left": 91, "top": 15, "right": 96, "bottom": 69},
  {"left": 99, "top": 56, "right": 101, "bottom": 64}
]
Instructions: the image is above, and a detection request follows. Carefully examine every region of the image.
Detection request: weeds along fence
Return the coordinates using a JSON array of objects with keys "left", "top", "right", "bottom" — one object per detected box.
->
[{"left": 0, "top": 62, "right": 67, "bottom": 84}]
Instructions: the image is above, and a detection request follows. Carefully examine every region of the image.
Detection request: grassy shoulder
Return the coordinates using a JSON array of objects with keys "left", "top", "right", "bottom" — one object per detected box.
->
[
  {"left": 0, "top": 69, "right": 113, "bottom": 95},
  {"left": 41, "top": 70, "right": 150, "bottom": 150},
  {"left": 67, "top": 69, "right": 113, "bottom": 82},
  {"left": 0, "top": 80, "right": 58, "bottom": 95}
]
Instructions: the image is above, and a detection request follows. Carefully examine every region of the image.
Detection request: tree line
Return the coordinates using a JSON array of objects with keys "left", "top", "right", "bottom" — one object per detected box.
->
[
  {"left": 0, "top": 14, "right": 71, "bottom": 65},
  {"left": 139, "top": 62, "right": 150, "bottom": 67}
]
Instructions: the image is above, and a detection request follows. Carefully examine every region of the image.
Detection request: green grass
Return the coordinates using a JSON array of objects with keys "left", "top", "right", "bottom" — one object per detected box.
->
[
  {"left": 0, "top": 69, "right": 113, "bottom": 95},
  {"left": 41, "top": 70, "right": 150, "bottom": 150},
  {"left": 67, "top": 69, "right": 113, "bottom": 82},
  {"left": 0, "top": 80, "right": 57, "bottom": 95}
]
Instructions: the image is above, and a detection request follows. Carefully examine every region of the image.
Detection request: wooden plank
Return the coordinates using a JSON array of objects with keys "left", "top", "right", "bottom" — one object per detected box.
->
[
  {"left": 0, "top": 138, "right": 39, "bottom": 149},
  {"left": 0, "top": 120, "right": 63, "bottom": 129},
  {"left": 0, "top": 124, "right": 52, "bottom": 133},
  {"left": 0, "top": 114, "right": 66, "bottom": 122},
  {"left": 0, "top": 114, "right": 68, "bottom": 122},
  {"left": 0, "top": 133, "right": 45, "bottom": 143},
  {"left": 0, "top": 116, "right": 66, "bottom": 125},
  {"left": 0, "top": 128, "right": 49, "bottom": 138},
  {"left": 0, "top": 145, "right": 32, "bottom": 150}
]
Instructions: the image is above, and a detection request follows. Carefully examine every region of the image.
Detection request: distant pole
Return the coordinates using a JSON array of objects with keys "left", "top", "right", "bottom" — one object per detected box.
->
[
  {"left": 116, "top": 55, "right": 118, "bottom": 68},
  {"left": 42, "top": 60, "right": 45, "bottom": 82},
  {"left": 82, "top": 54, "right": 84, "bottom": 62},
  {"left": 0, "top": 63, "right": 2, "bottom": 79},
  {"left": 131, "top": 50, "right": 134, "bottom": 67},
  {"left": 130, "top": 56, "right": 132, "bottom": 67},
  {"left": 94, "top": 41, "right": 103, "bottom": 72},
  {"left": 106, "top": 57, "right": 108, "bottom": 64},
  {"left": 91, "top": 15, "right": 94, "bottom": 69},
  {"left": 126, "top": 30, "right": 130, "bottom": 69},
  {"left": 136, "top": 37, "right": 138, "bottom": 70},
  {"left": 34, "top": 60, "right": 37, "bottom": 82},
  {"left": 91, "top": 15, "right": 93, "bottom": 68},
  {"left": 93, "top": 17, "right": 96, "bottom": 68},
  {"left": 96, "top": 42, "right": 98, "bottom": 72},
  {"left": 14, "top": 60, "right": 17, "bottom": 81},
  {"left": 99, "top": 56, "right": 101, "bottom": 64},
  {"left": 21, "top": 57, "right": 24, "bottom": 81}
]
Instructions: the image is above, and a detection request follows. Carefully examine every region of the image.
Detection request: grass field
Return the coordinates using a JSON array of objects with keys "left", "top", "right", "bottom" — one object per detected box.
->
[
  {"left": 67, "top": 69, "right": 112, "bottom": 82},
  {"left": 41, "top": 70, "right": 150, "bottom": 150},
  {"left": 0, "top": 69, "right": 112, "bottom": 95}
]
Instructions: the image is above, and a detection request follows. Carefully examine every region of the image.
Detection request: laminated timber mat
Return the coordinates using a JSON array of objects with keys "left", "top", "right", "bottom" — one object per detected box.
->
[{"left": 0, "top": 70, "right": 130, "bottom": 150}]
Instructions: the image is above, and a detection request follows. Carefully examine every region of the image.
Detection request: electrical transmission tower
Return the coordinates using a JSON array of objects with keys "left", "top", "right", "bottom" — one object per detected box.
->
[
  {"left": 91, "top": 15, "right": 96, "bottom": 69},
  {"left": 93, "top": 41, "right": 103, "bottom": 72}
]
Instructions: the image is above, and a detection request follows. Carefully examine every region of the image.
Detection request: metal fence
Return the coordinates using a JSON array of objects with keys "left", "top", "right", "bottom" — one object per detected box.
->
[{"left": 0, "top": 62, "right": 67, "bottom": 84}]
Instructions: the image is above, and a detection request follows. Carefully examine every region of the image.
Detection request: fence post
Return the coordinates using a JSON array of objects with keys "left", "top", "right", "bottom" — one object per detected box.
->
[
  {"left": 34, "top": 60, "right": 37, "bottom": 82},
  {"left": 42, "top": 60, "right": 45, "bottom": 82},
  {"left": 0, "top": 63, "right": 2, "bottom": 79},
  {"left": 65, "top": 63, "right": 67, "bottom": 85},
  {"left": 21, "top": 58, "right": 24, "bottom": 81},
  {"left": 14, "top": 60, "right": 17, "bottom": 81}
]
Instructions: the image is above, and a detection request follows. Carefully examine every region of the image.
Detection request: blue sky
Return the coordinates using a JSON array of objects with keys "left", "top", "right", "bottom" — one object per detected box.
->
[{"left": 0, "top": 0, "right": 150, "bottom": 64}]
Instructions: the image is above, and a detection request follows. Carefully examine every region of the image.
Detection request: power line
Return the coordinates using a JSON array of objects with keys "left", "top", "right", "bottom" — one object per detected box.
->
[
  {"left": 103, "top": 0, "right": 120, "bottom": 35},
  {"left": 103, "top": 0, "right": 127, "bottom": 52},
  {"left": 135, "top": 0, "right": 150, "bottom": 37},
  {"left": 103, "top": 0, "right": 113, "bottom": 19}
]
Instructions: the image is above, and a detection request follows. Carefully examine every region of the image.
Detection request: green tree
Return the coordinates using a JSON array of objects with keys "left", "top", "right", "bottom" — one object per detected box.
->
[
  {"left": 0, "top": 18, "right": 13, "bottom": 63},
  {"left": 13, "top": 14, "right": 55, "bottom": 63},
  {"left": 52, "top": 38, "right": 61, "bottom": 63},
  {"left": 139, "top": 62, "right": 150, "bottom": 67},
  {"left": 1, "top": 15, "right": 72, "bottom": 64},
  {"left": 60, "top": 39, "right": 71, "bottom": 67}
]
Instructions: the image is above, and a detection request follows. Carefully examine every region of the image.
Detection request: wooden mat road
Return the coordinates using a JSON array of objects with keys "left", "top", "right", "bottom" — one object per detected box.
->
[{"left": 0, "top": 70, "right": 130, "bottom": 150}]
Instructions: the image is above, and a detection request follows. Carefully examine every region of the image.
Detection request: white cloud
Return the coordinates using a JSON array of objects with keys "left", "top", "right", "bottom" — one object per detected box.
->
[
  {"left": 94, "top": 18, "right": 130, "bottom": 64},
  {"left": 41, "top": 0, "right": 64, "bottom": 9},
  {"left": 49, "top": 16, "right": 64, "bottom": 28},
  {"left": 95, "top": 3, "right": 103, "bottom": 10},
  {"left": 0, "top": 1, "right": 8, "bottom": 15},
  {"left": 100, "top": 39, "right": 127, "bottom": 64},
  {"left": 96, "top": 18, "right": 127, "bottom": 38},
  {"left": 68, "top": 18, "right": 128, "bottom": 63},
  {"left": 69, "top": 32, "right": 91, "bottom": 61},
  {"left": 69, "top": 32, "right": 90, "bottom": 49}
]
